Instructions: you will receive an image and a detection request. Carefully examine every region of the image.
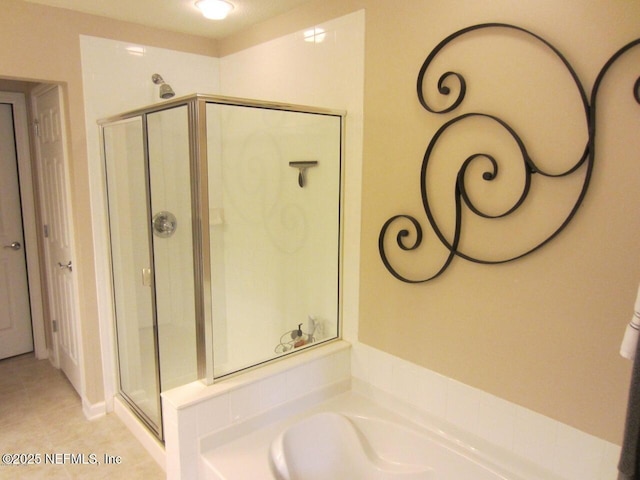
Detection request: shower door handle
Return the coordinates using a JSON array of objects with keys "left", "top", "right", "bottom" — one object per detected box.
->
[{"left": 142, "top": 267, "right": 152, "bottom": 286}]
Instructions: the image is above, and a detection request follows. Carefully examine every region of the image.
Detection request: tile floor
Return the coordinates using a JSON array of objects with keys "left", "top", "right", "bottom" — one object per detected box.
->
[{"left": 0, "top": 353, "right": 165, "bottom": 479}]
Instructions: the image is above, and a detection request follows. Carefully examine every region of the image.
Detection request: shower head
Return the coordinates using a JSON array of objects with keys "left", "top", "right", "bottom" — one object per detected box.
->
[
  {"left": 151, "top": 73, "right": 175, "bottom": 99},
  {"left": 159, "top": 83, "right": 175, "bottom": 99}
]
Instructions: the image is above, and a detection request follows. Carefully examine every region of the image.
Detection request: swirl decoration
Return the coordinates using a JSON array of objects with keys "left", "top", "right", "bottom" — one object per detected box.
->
[{"left": 379, "top": 23, "right": 640, "bottom": 283}]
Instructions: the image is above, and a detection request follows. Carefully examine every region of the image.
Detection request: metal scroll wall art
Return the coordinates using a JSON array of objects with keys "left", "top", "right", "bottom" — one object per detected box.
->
[{"left": 379, "top": 23, "right": 640, "bottom": 283}]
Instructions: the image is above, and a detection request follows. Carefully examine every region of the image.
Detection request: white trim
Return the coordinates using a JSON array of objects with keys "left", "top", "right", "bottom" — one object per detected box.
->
[
  {"left": 86, "top": 87, "right": 117, "bottom": 414},
  {"left": 47, "top": 348, "right": 59, "bottom": 368},
  {"left": 30, "top": 83, "right": 87, "bottom": 402},
  {"left": 0, "top": 91, "right": 47, "bottom": 360},
  {"left": 114, "top": 397, "right": 166, "bottom": 470},
  {"left": 83, "top": 398, "right": 106, "bottom": 420}
]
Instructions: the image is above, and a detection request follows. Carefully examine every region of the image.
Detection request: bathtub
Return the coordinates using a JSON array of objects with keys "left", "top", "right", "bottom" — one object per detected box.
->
[
  {"left": 271, "top": 411, "right": 502, "bottom": 480},
  {"left": 200, "top": 390, "right": 557, "bottom": 480}
]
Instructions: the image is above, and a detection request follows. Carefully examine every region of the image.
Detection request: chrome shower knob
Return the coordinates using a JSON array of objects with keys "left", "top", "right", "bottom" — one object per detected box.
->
[{"left": 152, "top": 211, "right": 178, "bottom": 238}]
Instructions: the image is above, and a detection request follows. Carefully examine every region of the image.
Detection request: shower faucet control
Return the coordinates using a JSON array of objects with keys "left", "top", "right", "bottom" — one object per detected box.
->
[{"left": 152, "top": 211, "right": 178, "bottom": 238}]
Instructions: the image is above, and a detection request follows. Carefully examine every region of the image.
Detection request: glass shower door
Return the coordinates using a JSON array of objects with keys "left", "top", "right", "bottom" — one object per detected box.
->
[
  {"left": 103, "top": 117, "right": 162, "bottom": 435},
  {"left": 147, "top": 105, "right": 198, "bottom": 392}
]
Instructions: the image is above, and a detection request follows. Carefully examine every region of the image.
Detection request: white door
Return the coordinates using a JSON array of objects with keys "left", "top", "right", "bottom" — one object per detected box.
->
[
  {"left": 32, "top": 85, "right": 81, "bottom": 394},
  {"left": 0, "top": 102, "right": 34, "bottom": 360}
]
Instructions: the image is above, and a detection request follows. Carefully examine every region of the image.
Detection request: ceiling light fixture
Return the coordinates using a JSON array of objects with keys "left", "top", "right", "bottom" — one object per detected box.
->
[{"left": 195, "top": 0, "right": 234, "bottom": 20}]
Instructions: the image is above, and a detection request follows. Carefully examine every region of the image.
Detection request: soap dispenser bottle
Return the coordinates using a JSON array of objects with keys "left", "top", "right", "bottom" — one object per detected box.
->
[{"left": 293, "top": 323, "right": 307, "bottom": 348}]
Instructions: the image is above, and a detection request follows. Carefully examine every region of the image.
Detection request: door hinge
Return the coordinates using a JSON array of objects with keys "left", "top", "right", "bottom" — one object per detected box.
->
[
  {"left": 43, "top": 224, "right": 49, "bottom": 238},
  {"left": 33, "top": 119, "right": 40, "bottom": 137},
  {"left": 52, "top": 320, "right": 58, "bottom": 333}
]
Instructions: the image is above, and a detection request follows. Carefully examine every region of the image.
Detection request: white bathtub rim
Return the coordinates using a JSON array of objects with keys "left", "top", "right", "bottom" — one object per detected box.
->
[
  {"left": 201, "top": 389, "right": 562, "bottom": 480},
  {"left": 351, "top": 380, "right": 565, "bottom": 480}
]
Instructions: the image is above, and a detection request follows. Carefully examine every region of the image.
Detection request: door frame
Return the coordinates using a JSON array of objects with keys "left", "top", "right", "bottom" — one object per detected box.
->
[
  {"left": 30, "top": 83, "right": 85, "bottom": 389},
  {"left": 0, "top": 91, "right": 47, "bottom": 359}
]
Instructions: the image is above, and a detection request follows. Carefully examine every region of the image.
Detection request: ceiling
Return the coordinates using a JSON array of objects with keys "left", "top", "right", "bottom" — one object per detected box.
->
[{"left": 22, "top": 0, "right": 316, "bottom": 39}]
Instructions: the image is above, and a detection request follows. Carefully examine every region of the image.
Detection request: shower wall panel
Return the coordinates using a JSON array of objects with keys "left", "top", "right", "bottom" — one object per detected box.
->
[{"left": 206, "top": 103, "right": 342, "bottom": 377}]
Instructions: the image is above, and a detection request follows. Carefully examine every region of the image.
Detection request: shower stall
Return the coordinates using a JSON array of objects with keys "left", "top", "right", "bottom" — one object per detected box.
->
[{"left": 99, "top": 94, "right": 344, "bottom": 439}]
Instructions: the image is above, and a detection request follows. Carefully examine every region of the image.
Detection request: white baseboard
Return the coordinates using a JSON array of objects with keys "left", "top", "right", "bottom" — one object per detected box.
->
[
  {"left": 83, "top": 398, "right": 106, "bottom": 420},
  {"left": 114, "top": 396, "right": 166, "bottom": 471},
  {"left": 47, "top": 349, "right": 59, "bottom": 368},
  {"left": 34, "top": 345, "right": 48, "bottom": 360}
]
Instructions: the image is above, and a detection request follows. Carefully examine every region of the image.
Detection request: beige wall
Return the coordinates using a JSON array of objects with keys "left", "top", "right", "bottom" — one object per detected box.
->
[
  {"left": 0, "top": 0, "right": 216, "bottom": 405},
  {"left": 358, "top": 0, "right": 640, "bottom": 445}
]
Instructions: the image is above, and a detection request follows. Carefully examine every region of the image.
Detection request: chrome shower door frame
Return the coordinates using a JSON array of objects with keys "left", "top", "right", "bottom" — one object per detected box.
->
[
  {"left": 100, "top": 94, "right": 347, "bottom": 422},
  {"left": 100, "top": 114, "right": 164, "bottom": 439}
]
